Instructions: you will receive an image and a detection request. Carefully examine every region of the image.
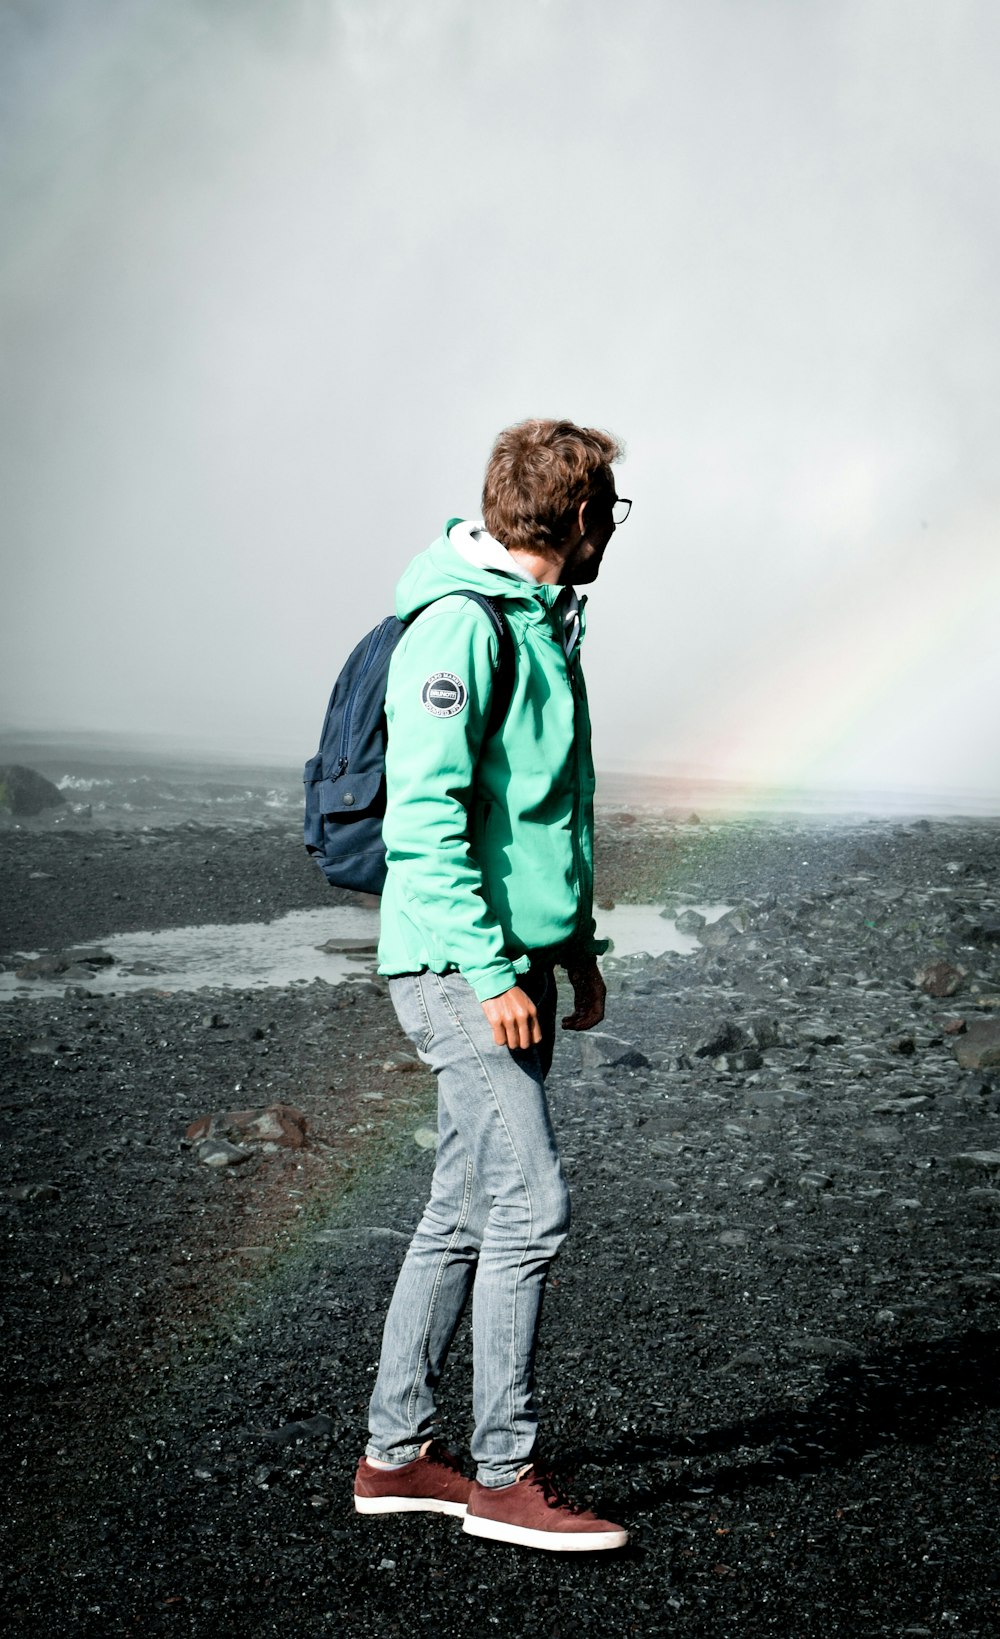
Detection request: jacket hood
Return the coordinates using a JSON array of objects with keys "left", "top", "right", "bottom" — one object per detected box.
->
[{"left": 395, "top": 519, "right": 543, "bottom": 622}]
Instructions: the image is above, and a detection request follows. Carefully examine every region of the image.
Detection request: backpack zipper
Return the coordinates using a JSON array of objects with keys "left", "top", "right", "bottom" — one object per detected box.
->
[{"left": 336, "top": 619, "right": 394, "bottom": 772}]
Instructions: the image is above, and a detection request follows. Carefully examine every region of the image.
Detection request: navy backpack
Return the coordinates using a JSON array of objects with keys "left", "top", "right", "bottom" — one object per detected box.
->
[{"left": 303, "top": 591, "right": 515, "bottom": 894}]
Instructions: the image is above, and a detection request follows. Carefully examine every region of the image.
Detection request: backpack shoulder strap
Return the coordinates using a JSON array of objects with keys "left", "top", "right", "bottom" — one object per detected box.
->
[
  {"left": 453, "top": 589, "right": 515, "bottom": 737},
  {"left": 408, "top": 589, "right": 515, "bottom": 737}
]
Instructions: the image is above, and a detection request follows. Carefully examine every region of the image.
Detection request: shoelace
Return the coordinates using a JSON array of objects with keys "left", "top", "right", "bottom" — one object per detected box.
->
[
  {"left": 533, "top": 1468, "right": 588, "bottom": 1515},
  {"left": 425, "top": 1441, "right": 465, "bottom": 1475}
]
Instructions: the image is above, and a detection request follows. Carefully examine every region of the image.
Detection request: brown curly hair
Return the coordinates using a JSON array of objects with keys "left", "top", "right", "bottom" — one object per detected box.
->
[{"left": 481, "top": 419, "right": 624, "bottom": 554}]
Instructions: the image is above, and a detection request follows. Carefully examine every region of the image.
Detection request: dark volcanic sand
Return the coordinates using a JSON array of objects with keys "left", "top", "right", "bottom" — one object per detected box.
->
[{"left": 2, "top": 814, "right": 1000, "bottom": 1637}]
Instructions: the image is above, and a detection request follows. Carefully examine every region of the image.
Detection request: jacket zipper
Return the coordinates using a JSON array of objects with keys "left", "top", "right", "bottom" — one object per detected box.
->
[{"left": 569, "top": 657, "right": 589, "bottom": 940}]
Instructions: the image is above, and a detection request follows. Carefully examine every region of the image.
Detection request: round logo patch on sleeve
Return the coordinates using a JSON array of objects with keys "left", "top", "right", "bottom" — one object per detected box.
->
[{"left": 420, "top": 672, "right": 468, "bottom": 717}]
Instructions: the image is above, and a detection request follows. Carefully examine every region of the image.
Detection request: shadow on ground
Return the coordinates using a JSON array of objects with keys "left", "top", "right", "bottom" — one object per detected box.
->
[{"left": 557, "top": 1328, "right": 1000, "bottom": 1508}]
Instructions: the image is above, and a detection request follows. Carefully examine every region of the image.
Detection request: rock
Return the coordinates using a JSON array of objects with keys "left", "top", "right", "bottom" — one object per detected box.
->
[
  {"left": 195, "top": 1138, "right": 252, "bottom": 1167},
  {"left": 238, "top": 1107, "right": 308, "bottom": 1148},
  {"left": 6, "top": 1182, "right": 61, "bottom": 1202},
  {"left": 380, "top": 1053, "right": 422, "bottom": 1073},
  {"left": 915, "top": 961, "right": 966, "bottom": 997},
  {"left": 798, "top": 1171, "right": 834, "bottom": 1190},
  {"left": 413, "top": 1126, "right": 438, "bottom": 1150},
  {"left": 859, "top": 1125, "right": 902, "bottom": 1146},
  {"left": 0, "top": 765, "right": 65, "bottom": 816},
  {"left": 718, "top": 905, "right": 753, "bottom": 934},
  {"left": 186, "top": 1104, "right": 308, "bottom": 1150},
  {"left": 718, "top": 1348, "right": 768, "bottom": 1371},
  {"left": 887, "top": 1034, "right": 916, "bottom": 1055},
  {"left": 785, "top": 1336, "right": 856, "bottom": 1357},
  {"left": 262, "top": 1413, "right": 334, "bottom": 1445},
  {"left": 697, "top": 921, "right": 734, "bottom": 950},
  {"left": 952, "top": 1151, "right": 1000, "bottom": 1172},
  {"left": 954, "top": 1019, "right": 1000, "bottom": 1070},
  {"left": 62, "top": 964, "right": 100, "bottom": 983},
  {"left": 718, "top": 1229, "right": 749, "bottom": 1246},
  {"left": 745, "top": 1017, "right": 789, "bottom": 1051},
  {"left": 797, "top": 1023, "right": 844, "bottom": 1047},
  {"left": 940, "top": 1017, "right": 967, "bottom": 1036},
  {"left": 315, "top": 936, "right": 379, "bottom": 954},
  {"left": 956, "top": 916, "right": 1000, "bottom": 947},
  {"left": 15, "top": 947, "right": 114, "bottom": 979},
  {"left": 694, "top": 1021, "right": 745, "bottom": 1058},
  {"left": 577, "top": 1032, "right": 650, "bottom": 1070},
  {"left": 674, "top": 908, "right": 706, "bottom": 934},
  {"left": 711, "top": 1049, "right": 764, "bottom": 1073},
  {"left": 740, "top": 1168, "right": 778, "bottom": 1191}
]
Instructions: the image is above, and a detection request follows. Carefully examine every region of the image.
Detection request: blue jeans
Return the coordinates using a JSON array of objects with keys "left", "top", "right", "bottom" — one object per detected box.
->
[{"left": 365, "top": 965, "right": 570, "bottom": 1488}]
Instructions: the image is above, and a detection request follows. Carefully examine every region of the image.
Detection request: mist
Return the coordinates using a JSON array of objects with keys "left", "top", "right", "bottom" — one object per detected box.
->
[{"left": 2, "top": 0, "right": 998, "bottom": 802}]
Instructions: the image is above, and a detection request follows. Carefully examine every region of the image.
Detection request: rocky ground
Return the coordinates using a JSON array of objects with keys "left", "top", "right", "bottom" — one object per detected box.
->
[{"left": 2, "top": 812, "right": 1000, "bottom": 1637}]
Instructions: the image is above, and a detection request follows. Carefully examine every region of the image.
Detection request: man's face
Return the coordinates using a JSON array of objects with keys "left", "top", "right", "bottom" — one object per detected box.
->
[{"left": 557, "top": 485, "right": 618, "bottom": 586}]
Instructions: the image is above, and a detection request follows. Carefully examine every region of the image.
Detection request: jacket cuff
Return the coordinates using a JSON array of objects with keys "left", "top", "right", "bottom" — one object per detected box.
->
[{"left": 467, "top": 960, "right": 520, "bottom": 1002}]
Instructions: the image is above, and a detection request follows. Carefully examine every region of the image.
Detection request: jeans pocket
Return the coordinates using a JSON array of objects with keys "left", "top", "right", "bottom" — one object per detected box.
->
[{"left": 389, "top": 974, "right": 434, "bottom": 1054}]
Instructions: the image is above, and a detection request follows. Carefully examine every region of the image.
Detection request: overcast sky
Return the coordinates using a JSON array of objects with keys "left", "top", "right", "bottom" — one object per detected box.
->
[{"left": 2, "top": 0, "right": 998, "bottom": 799}]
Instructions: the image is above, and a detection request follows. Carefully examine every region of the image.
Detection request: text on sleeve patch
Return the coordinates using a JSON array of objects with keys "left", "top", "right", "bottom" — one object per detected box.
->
[{"left": 420, "top": 672, "right": 469, "bottom": 717}]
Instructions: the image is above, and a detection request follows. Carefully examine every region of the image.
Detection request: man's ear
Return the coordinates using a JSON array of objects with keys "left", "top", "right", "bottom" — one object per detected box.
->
[{"left": 575, "top": 499, "right": 588, "bottom": 541}]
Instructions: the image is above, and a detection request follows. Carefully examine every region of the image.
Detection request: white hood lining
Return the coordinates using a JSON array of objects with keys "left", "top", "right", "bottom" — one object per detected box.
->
[{"left": 449, "top": 520, "right": 581, "bottom": 657}]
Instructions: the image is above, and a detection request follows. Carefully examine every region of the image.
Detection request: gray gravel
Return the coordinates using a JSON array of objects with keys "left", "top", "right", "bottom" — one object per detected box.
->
[{"left": 2, "top": 814, "right": 1000, "bottom": 1636}]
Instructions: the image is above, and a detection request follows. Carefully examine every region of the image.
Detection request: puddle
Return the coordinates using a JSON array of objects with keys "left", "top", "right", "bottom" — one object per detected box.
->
[
  {"left": 599, "top": 903, "right": 731, "bottom": 959},
  {"left": 1, "top": 904, "right": 731, "bottom": 1000}
]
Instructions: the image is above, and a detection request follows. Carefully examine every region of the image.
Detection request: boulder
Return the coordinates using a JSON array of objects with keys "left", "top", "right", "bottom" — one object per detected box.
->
[
  {"left": 954, "top": 1018, "right": 1000, "bottom": 1071},
  {"left": 196, "top": 1139, "right": 252, "bottom": 1168},
  {"left": 697, "top": 921, "right": 734, "bottom": 950},
  {"left": 745, "top": 1016, "right": 793, "bottom": 1050},
  {"left": 914, "top": 961, "right": 966, "bottom": 998},
  {"left": 0, "top": 765, "right": 65, "bottom": 816},
  {"left": 185, "top": 1103, "right": 309, "bottom": 1151},
  {"left": 578, "top": 1031, "right": 650, "bottom": 1070},
  {"left": 674, "top": 908, "right": 706, "bottom": 934},
  {"left": 952, "top": 1150, "right": 1000, "bottom": 1172},
  {"left": 694, "top": 1020, "right": 745, "bottom": 1059}
]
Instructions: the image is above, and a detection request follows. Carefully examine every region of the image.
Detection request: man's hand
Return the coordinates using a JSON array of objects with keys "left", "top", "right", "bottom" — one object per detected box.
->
[
  {"left": 561, "top": 958, "right": 606, "bottom": 1031},
  {"left": 481, "top": 985, "right": 543, "bottom": 1051}
]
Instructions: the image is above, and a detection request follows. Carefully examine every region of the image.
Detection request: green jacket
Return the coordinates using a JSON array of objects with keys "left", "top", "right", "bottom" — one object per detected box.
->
[{"left": 376, "top": 519, "right": 606, "bottom": 1001}]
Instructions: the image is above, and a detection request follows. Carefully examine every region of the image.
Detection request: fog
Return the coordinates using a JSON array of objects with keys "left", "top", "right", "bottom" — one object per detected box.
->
[{"left": 2, "top": 0, "right": 998, "bottom": 801}]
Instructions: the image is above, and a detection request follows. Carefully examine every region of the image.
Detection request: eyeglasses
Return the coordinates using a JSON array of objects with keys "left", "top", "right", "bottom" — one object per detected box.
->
[{"left": 611, "top": 497, "right": 632, "bottom": 525}]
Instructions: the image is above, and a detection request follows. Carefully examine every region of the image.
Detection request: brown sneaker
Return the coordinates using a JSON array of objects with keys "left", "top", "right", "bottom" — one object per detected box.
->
[
  {"left": 354, "top": 1441, "right": 472, "bottom": 1517},
  {"left": 462, "top": 1465, "right": 628, "bottom": 1552}
]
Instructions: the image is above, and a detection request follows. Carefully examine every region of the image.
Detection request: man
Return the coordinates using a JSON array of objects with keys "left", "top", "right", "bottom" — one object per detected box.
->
[{"left": 354, "top": 419, "right": 630, "bottom": 1552}]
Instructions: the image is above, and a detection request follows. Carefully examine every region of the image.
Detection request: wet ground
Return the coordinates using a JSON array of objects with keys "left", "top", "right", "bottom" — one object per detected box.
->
[{"left": 2, "top": 813, "right": 999, "bottom": 1636}]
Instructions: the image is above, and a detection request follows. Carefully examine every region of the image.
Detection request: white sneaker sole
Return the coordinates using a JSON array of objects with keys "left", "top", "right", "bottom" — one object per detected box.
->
[
  {"left": 354, "top": 1495, "right": 468, "bottom": 1516},
  {"left": 462, "top": 1513, "right": 628, "bottom": 1551}
]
